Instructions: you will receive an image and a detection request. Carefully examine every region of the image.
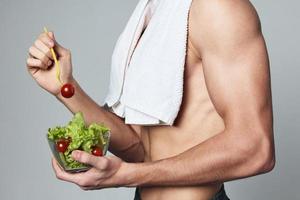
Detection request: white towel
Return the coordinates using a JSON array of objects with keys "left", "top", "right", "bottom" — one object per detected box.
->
[{"left": 103, "top": 0, "right": 193, "bottom": 126}]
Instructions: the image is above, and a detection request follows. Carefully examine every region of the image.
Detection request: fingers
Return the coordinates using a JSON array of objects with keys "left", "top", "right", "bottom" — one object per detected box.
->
[
  {"left": 72, "top": 150, "right": 109, "bottom": 171},
  {"left": 27, "top": 31, "right": 71, "bottom": 71},
  {"left": 28, "top": 46, "right": 52, "bottom": 69},
  {"left": 26, "top": 32, "right": 54, "bottom": 71},
  {"left": 26, "top": 57, "right": 43, "bottom": 68},
  {"left": 46, "top": 31, "right": 70, "bottom": 57},
  {"left": 52, "top": 155, "right": 122, "bottom": 190},
  {"left": 47, "top": 31, "right": 55, "bottom": 40},
  {"left": 39, "top": 32, "right": 54, "bottom": 48},
  {"left": 52, "top": 157, "right": 102, "bottom": 189},
  {"left": 34, "top": 39, "right": 53, "bottom": 60},
  {"left": 51, "top": 158, "right": 82, "bottom": 184},
  {"left": 36, "top": 32, "right": 55, "bottom": 60}
]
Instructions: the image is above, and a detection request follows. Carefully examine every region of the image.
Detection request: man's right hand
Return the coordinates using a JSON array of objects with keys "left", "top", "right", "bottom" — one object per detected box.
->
[{"left": 26, "top": 31, "right": 73, "bottom": 96}]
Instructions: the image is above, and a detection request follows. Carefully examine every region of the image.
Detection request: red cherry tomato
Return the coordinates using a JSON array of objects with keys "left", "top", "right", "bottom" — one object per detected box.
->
[
  {"left": 56, "top": 139, "right": 70, "bottom": 153},
  {"left": 91, "top": 147, "right": 103, "bottom": 156},
  {"left": 61, "top": 83, "right": 75, "bottom": 98}
]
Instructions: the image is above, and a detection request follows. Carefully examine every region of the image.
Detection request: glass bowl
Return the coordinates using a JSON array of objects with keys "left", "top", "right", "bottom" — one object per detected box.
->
[{"left": 47, "top": 131, "right": 110, "bottom": 173}]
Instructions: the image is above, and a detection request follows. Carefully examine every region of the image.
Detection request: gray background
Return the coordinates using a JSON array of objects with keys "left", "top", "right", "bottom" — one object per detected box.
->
[{"left": 0, "top": 0, "right": 299, "bottom": 199}]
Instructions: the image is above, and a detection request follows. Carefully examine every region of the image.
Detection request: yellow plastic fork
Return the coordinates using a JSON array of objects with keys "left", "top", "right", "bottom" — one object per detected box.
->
[{"left": 43, "top": 27, "right": 62, "bottom": 85}]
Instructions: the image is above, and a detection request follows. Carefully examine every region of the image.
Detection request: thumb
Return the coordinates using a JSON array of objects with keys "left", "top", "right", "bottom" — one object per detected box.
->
[
  {"left": 48, "top": 31, "right": 55, "bottom": 40},
  {"left": 72, "top": 150, "right": 109, "bottom": 170},
  {"left": 48, "top": 31, "right": 69, "bottom": 57}
]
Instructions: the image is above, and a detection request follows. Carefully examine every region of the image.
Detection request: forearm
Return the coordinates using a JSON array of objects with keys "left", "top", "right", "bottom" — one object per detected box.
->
[
  {"left": 126, "top": 128, "right": 274, "bottom": 187},
  {"left": 56, "top": 79, "right": 144, "bottom": 162}
]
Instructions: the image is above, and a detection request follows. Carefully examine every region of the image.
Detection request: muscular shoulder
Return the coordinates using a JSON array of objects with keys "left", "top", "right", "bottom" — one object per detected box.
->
[{"left": 189, "top": 0, "right": 262, "bottom": 56}]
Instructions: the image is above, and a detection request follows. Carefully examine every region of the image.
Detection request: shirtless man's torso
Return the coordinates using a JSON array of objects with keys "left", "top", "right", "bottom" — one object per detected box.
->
[{"left": 132, "top": 1, "right": 226, "bottom": 198}]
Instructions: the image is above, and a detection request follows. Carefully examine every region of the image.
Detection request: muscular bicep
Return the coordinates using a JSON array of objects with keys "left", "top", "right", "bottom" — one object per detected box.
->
[
  {"left": 190, "top": 0, "right": 272, "bottom": 129},
  {"left": 203, "top": 36, "right": 271, "bottom": 126}
]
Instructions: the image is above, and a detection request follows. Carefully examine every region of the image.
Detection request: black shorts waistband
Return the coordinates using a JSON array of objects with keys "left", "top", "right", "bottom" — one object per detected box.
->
[{"left": 134, "top": 184, "right": 230, "bottom": 200}]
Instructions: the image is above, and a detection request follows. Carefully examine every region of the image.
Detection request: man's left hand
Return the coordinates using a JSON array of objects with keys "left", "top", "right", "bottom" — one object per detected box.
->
[{"left": 51, "top": 150, "right": 131, "bottom": 190}]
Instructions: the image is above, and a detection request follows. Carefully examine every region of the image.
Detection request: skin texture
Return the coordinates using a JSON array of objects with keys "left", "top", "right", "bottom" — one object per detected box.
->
[{"left": 27, "top": 0, "right": 275, "bottom": 199}]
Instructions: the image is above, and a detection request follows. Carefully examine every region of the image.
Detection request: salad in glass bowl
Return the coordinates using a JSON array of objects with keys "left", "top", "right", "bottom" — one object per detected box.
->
[{"left": 47, "top": 112, "right": 110, "bottom": 173}]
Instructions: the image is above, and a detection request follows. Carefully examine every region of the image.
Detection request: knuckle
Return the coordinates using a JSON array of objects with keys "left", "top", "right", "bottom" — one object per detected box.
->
[
  {"left": 28, "top": 46, "right": 34, "bottom": 53},
  {"left": 37, "top": 59, "right": 43, "bottom": 66},
  {"left": 78, "top": 179, "right": 89, "bottom": 187},
  {"left": 26, "top": 59, "right": 32, "bottom": 67},
  {"left": 98, "top": 158, "right": 108, "bottom": 170},
  {"left": 45, "top": 37, "right": 51, "bottom": 44},
  {"left": 46, "top": 49, "right": 52, "bottom": 57},
  {"left": 103, "top": 160, "right": 109, "bottom": 169},
  {"left": 80, "top": 155, "right": 89, "bottom": 164},
  {"left": 40, "top": 34, "right": 50, "bottom": 44},
  {"left": 45, "top": 48, "right": 50, "bottom": 54},
  {"left": 42, "top": 55, "right": 49, "bottom": 63},
  {"left": 94, "top": 160, "right": 102, "bottom": 170},
  {"left": 34, "top": 40, "right": 40, "bottom": 47},
  {"left": 55, "top": 172, "right": 63, "bottom": 180}
]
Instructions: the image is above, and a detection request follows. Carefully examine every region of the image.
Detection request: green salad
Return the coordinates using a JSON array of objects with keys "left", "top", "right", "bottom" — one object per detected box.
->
[{"left": 47, "top": 112, "right": 110, "bottom": 169}]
